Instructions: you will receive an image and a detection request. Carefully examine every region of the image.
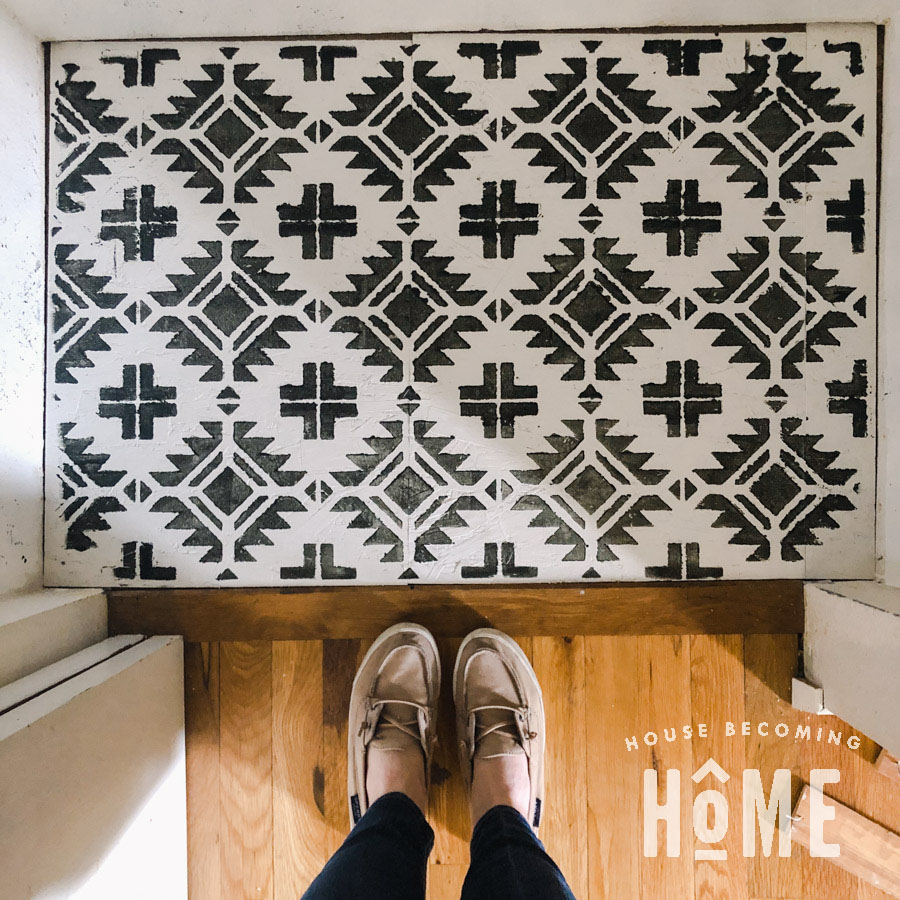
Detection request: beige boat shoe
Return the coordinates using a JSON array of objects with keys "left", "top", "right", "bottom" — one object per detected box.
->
[
  {"left": 347, "top": 622, "right": 441, "bottom": 826},
  {"left": 453, "top": 628, "right": 545, "bottom": 831}
]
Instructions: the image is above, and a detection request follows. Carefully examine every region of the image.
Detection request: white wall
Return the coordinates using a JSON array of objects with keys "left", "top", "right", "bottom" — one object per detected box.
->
[{"left": 0, "top": 3, "right": 44, "bottom": 596}]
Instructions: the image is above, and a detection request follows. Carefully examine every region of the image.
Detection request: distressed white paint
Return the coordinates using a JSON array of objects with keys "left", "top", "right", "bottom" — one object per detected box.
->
[
  {"left": 803, "top": 582, "right": 900, "bottom": 755},
  {"left": 0, "top": 636, "right": 187, "bottom": 900},
  {"left": 0, "top": 0, "right": 894, "bottom": 40},
  {"left": 0, "top": 4, "right": 44, "bottom": 595},
  {"left": 0, "top": 588, "right": 106, "bottom": 686}
]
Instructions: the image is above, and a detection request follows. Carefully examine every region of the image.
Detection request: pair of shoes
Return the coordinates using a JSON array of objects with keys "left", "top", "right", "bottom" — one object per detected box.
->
[{"left": 347, "top": 623, "right": 545, "bottom": 831}]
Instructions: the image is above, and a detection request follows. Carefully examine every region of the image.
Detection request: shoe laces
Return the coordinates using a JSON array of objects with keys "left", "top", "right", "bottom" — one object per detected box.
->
[
  {"left": 361, "top": 697, "right": 429, "bottom": 744},
  {"left": 468, "top": 703, "right": 536, "bottom": 755}
]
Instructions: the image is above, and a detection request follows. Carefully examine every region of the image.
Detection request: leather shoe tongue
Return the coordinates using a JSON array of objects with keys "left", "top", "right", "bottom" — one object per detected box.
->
[{"left": 475, "top": 708, "right": 525, "bottom": 758}]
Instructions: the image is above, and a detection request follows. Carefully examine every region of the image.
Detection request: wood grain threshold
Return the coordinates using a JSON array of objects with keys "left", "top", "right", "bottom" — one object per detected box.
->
[
  {"left": 108, "top": 580, "right": 802, "bottom": 640},
  {"left": 791, "top": 784, "right": 900, "bottom": 897}
]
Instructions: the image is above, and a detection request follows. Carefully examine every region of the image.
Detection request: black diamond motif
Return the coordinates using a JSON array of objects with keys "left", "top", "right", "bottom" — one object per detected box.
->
[
  {"left": 204, "top": 466, "right": 253, "bottom": 515},
  {"left": 565, "top": 282, "right": 616, "bottom": 334},
  {"left": 384, "top": 285, "right": 433, "bottom": 337},
  {"left": 565, "top": 465, "right": 615, "bottom": 514},
  {"left": 750, "top": 464, "right": 801, "bottom": 514},
  {"left": 204, "top": 285, "right": 253, "bottom": 336},
  {"left": 749, "top": 283, "right": 801, "bottom": 334},
  {"left": 204, "top": 109, "right": 254, "bottom": 158},
  {"left": 566, "top": 103, "right": 616, "bottom": 153},
  {"left": 747, "top": 101, "right": 800, "bottom": 152},
  {"left": 385, "top": 466, "right": 433, "bottom": 514},
  {"left": 384, "top": 105, "right": 436, "bottom": 155}
]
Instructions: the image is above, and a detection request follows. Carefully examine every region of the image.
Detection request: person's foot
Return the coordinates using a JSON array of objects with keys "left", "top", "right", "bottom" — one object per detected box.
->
[
  {"left": 453, "top": 629, "right": 545, "bottom": 831},
  {"left": 347, "top": 623, "right": 440, "bottom": 824}
]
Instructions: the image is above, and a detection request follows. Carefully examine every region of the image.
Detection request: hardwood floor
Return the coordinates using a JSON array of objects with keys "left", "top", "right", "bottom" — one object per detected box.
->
[{"left": 185, "top": 634, "right": 900, "bottom": 899}]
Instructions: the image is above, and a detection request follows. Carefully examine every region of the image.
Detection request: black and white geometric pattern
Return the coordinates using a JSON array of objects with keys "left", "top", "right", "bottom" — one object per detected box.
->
[{"left": 45, "top": 27, "right": 877, "bottom": 585}]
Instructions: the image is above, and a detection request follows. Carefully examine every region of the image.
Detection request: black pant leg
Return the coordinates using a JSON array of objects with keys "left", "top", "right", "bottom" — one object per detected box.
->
[
  {"left": 301, "top": 792, "right": 433, "bottom": 900},
  {"left": 461, "top": 805, "right": 577, "bottom": 900}
]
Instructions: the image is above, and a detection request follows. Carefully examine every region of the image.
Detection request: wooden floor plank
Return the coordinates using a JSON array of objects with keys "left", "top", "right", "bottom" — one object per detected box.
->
[
  {"left": 533, "top": 636, "right": 589, "bottom": 899},
  {"left": 219, "top": 641, "right": 274, "bottom": 899},
  {"left": 108, "top": 581, "right": 803, "bottom": 640},
  {"left": 320, "top": 640, "right": 361, "bottom": 858},
  {"left": 427, "top": 863, "right": 467, "bottom": 899},
  {"left": 860, "top": 751, "right": 900, "bottom": 900},
  {"left": 515, "top": 635, "right": 535, "bottom": 664},
  {"left": 805, "top": 723, "right": 898, "bottom": 900},
  {"left": 272, "top": 641, "right": 327, "bottom": 899},
  {"left": 585, "top": 636, "right": 643, "bottom": 900},
  {"left": 185, "top": 642, "right": 221, "bottom": 900},
  {"left": 800, "top": 710, "right": 869, "bottom": 900},
  {"left": 689, "top": 634, "right": 749, "bottom": 900},
  {"left": 744, "top": 634, "right": 804, "bottom": 899},
  {"left": 429, "top": 638, "right": 469, "bottom": 866},
  {"left": 639, "top": 636, "right": 695, "bottom": 900}
]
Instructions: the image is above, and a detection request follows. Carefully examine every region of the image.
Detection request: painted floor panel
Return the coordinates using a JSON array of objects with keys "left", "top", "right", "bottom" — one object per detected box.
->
[{"left": 44, "top": 27, "right": 877, "bottom": 585}]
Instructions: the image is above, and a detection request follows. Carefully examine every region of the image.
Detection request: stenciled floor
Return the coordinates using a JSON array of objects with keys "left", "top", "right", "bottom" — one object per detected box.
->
[{"left": 45, "top": 26, "right": 877, "bottom": 586}]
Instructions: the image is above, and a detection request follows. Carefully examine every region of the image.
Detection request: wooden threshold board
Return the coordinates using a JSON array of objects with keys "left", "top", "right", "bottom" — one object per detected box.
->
[
  {"left": 108, "top": 580, "right": 802, "bottom": 640},
  {"left": 792, "top": 784, "right": 900, "bottom": 897}
]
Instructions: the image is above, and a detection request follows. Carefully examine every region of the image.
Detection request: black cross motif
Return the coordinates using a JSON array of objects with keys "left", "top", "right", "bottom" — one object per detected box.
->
[
  {"left": 642, "top": 360, "right": 722, "bottom": 437},
  {"left": 824, "top": 40, "right": 864, "bottom": 76},
  {"left": 642, "top": 179, "right": 721, "bottom": 256},
  {"left": 642, "top": 39, "right": 723, "bottom": 76},
  {"left": 827, "top": 359, "right": 868, "bottom": 437},
  {"left": 458, "top": 41, "right": 541, "bottom": 79},
  {"left": 280, "top": 362, "right": 358, "bottom": 439},
  {"left": 101, "top": 48, "right": 180, "bottom": 87},
  {"left": 100, "top": 185, "right": 177, "bottom": 261},
  {"left": 461, "top": 542, "right": 538, "bottom": 578},
  {"left": 277, "top": 184, "right": 358, "bottom": 259},
  {"left": 460, "top": 363, "right": 538, "bottom": 438},
  {"left": 459, "top": 181, "right": 539, "bottom": 259},
  {"left": 113, "top": 541, "right": 176, "bottom": 580},
  {"left": 279, "top": 45, "right": 357, "bottom": 81},
  {"left": 645, "top": 542, "right": 724, "bottom": 579},
  {"left": 826, "top": 179, "right": 866, "bottom": 253},
  {"left": 98, "top": 364, "right": 177, "bottom": 439},
  {"left": 281, "top": 543, "right": 356, "bottom": 579}
]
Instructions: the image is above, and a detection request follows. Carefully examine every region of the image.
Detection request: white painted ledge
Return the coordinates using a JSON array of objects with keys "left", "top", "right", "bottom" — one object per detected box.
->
[
  {"left": 800, "top": 582, "right": 900, "bottom": 756},
  {"left": 0, "top": 635, "right": 186, "bottom": 900},
  {"left": 0, "top": 588, "right": 107, "bottom": 687}
]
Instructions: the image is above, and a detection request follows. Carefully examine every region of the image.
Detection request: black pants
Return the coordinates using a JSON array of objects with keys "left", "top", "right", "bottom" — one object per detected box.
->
[{"left": 301, "top": 793, "right": 576, "bottom": 899}]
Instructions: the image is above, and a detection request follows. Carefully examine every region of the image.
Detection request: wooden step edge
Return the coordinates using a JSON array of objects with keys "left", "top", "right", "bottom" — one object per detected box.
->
[{"left": 108, "top": 580, "right": 803, "bottom": 640}]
